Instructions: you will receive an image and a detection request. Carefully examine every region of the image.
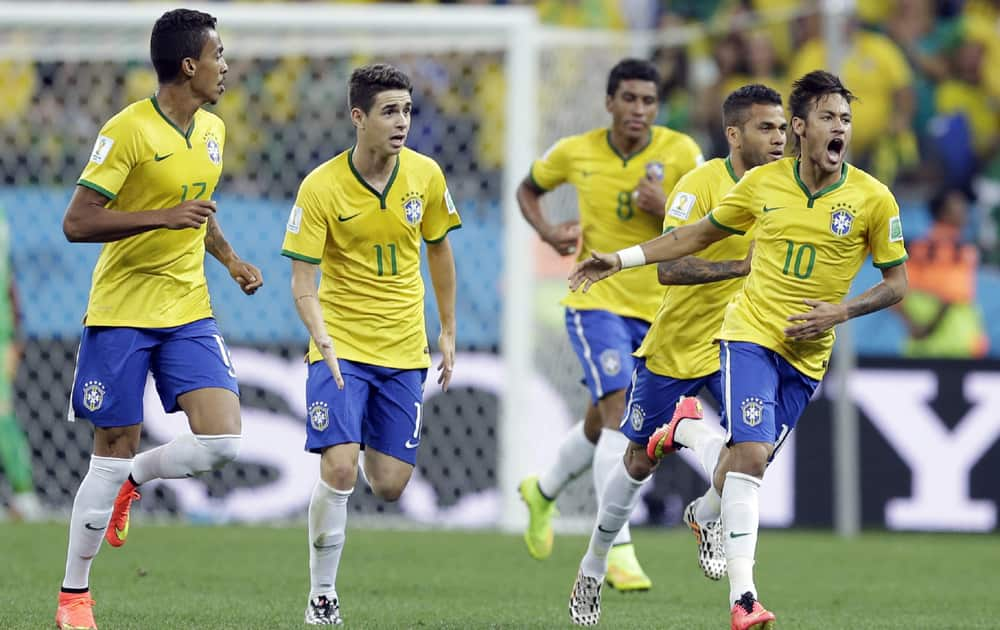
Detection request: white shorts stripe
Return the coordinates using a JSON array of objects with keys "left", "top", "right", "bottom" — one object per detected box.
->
[
  {"left": 571, "top": 309, "right": 604, "bottom": 399},
  {"left": 723, "top": 340, "right": 732, "bottom": 442}
]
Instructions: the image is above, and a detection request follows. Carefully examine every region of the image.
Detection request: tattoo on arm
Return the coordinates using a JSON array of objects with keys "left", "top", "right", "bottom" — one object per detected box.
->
[
  {"left": 205, "top": 215, "right": 236, "bottom": 265},
  {"left": 845, "top": 282, "right": 902, "bottom": 319},
  {"left": 657, "top": 256, "right": 746, "bottom": 286}
]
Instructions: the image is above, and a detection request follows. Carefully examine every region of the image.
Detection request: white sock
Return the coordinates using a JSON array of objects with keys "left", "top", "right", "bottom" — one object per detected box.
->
[
  {"left": 592, "top": 428, "right": 632, "bottom": 545},
  {"left": 674, "top": 419, "right": 725, "bottom": 479},
  {"left": 695, "top": 485, "right": 722, "bottom": 523},
  {"left": 62, "top": 455, "right": 132, "bottom": 590},
  {"left": 130, "top": 433, "right": 241, "bottom": 484},
  {"left": 537, "top": 420, "right": 594, "bottom": 499},
  {"left": 580, "top": 460, "right": 647, "bottom": 578},
  {"left": 309, "top": 480, "right": 352, "bottom": 599},
  {"left": 723, "top": 471, "right": 761, "bottom": 604}
]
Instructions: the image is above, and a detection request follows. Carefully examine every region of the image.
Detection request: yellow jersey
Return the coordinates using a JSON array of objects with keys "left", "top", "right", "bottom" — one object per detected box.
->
[
  {"left": 636, "top": 157, "right": 752, "bottom": 378},
  {"left": 709, "top": 158, "right": 908, "bottom": 379},
  {"left": 281, "top": 147, "right": 462, "bottom": 369},
  {"left": 531, "top": 127, "right": 703, "bottom": 322},
  {"left": 78, "top": 96, "right": 225, "bottom": 328}
]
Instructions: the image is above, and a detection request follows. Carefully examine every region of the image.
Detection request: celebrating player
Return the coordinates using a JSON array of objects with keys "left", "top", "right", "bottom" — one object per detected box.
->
[
  {"left": 282, "top": 63, "right": 460, "bottom": 626},
  {"left": 568, "top": 84, "right": 787, "bottom": 626},
  {"left": 569, "top": 70, "right": 908, "bottom": 630},
  {"left": 55, "top": 9, "right": 262, "bottom": 629},
  {"left": 517, "top": 58, "right": 703, "bottom": 591}
]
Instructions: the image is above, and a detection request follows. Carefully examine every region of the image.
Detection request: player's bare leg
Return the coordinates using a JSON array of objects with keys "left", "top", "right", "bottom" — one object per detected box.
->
[{"left": 361, "top": 448, "right": 415, "bottom": 502}]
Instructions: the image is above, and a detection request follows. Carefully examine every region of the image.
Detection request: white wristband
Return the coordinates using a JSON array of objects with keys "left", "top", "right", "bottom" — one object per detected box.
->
[{"left": 616, "top": 245, "right": 646, "bottom": 269}]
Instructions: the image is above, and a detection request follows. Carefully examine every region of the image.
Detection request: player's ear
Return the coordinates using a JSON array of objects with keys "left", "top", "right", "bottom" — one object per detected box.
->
[
  {"left": 791, "top": 116, "right": 805, "bottom": 139},
  {"left": 725, "top": 124, "right": 740, "bottom": 148},
  {"left": 181, "top": 57, "right": 197, "bottom": 79},
  {"left": 350, "top": 107, "right": 365, "bottom": 130},
  {"left": 605, "top": 94, "right": 613, "bottom": 114}
]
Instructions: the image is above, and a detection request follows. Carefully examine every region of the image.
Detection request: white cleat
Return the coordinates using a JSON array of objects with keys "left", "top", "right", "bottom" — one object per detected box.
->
[
  {"left": 569, "top": 570, "right": 603, "bottom": 626},
  {"left": 305, "top": 594, "right": 343, "bottom": 625},
  {"left": 683, "top": 499, "right": 727, "bottom": 581}
]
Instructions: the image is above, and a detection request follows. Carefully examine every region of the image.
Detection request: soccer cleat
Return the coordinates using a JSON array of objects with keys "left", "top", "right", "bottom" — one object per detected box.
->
[
  {"left": 305, "top": 594, "right": 343, "bottom": 625},
  {"left": 105, "top": 478, "right": 140, "bottom": 548},
  {"left": 683, "top": 498, "right": 727, "bottom": 581},
  {"left": 731, "top": 592, "right": 776, "bottom": 630},
  {"left": 605, "top": 543, "right": 652, "bottom": 591},
  {"left": 568, "top": 570, "right": 602, "bottom": 626},
  {"left": 55, "top": 591, "right": 97, "bottom": 629},
  {"left": 646, "top": 396, "right": 703, "bottom": 460},
  {"left": 518, "top": 476, "right": 556, "bottom": 560}
]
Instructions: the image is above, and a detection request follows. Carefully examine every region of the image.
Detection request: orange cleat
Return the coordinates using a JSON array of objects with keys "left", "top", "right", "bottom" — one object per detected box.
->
[
  {"left": 55, "top": 591, "right": 97, "bottom": 629},
  {"left": 646, "top": 396, "right": 703, "bottom": 461},
  {"left": 105, "top": 478, "right": 140, "bottom": 548},
  {"left": 730, "top": 592, "right": 776, "bottom": 630}
]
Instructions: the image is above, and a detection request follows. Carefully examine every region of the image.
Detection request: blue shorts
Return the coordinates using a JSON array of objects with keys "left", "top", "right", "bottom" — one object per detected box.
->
[
  {"left": 305, "top": 359, "right": 428, "bottom": 466},
  {"left": 70, "top": 318, "right": 240, "bottom": 428},
  {"left": 620, "top": 359, "right": 725, "bottom": 443},
  {"left": 565, "top": 308, "right": 650, "bottom": 403},
  {"left": 720, "top": 341, "right": 820, "bottom": 456}
]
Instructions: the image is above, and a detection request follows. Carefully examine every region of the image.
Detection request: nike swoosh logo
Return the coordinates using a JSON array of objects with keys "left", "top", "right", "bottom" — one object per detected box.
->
[
  {"left": 337, "top": 213, "right": 362, "bottom": 222},
  {"left": 404, "top": 440, "right": 420, "bottom": 449},
  {"left": 762, "top": 205, "right": 784, "bottom": 213},
  {"left": 597, "top": 525, "right": 617, "bottom": 534},
  {"left": 313, "top": 542, "right": 342, "bottom": 550},
  {"left": 729, "top": 531, "right": 751, "bottom": 538},
  {"left": 580, "top": 170, "right": 594, "bottom": 177},
  {"left": 154, "top": 153, "right": 173, "bottom": 162},
  {"left": 84, "top": 522, "right": 106, "bottom": 531}
]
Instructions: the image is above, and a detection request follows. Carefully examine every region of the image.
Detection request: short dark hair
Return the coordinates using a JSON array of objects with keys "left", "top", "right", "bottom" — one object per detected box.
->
[
  {"left": 349, "top": 63, "right": 413, "bottom": 114},
  {"left": 150, "top": 9, "right": 217, "bottom": 84},
  {"left": 788, "top": 70, "right": 855, "bottom": 122},
  {"left": 606, "top": 58, "right": 660, "bottom": 97},
  {"left": 722, "top": 84, "right": 783, "bottom": 128}
]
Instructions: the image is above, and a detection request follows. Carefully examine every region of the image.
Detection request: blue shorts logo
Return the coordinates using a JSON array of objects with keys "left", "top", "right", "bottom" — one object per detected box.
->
[
  {"left": 628, "top": 403, "right": 646, "bottom": 432},
  {"left": 741, "top": 396, "right": 764, "bottom": 427},
  {"left": 600, "top": 349, "right": 622, "bottom": 376},
  {"left": 309, "top": 401, "right": 330, "bottom": 431},
  {"left": 82, "top": 380, "right": 106, "bottom": 412}
]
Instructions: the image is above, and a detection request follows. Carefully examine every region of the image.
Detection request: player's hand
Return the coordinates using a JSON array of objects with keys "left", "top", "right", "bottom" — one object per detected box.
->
[
  {"left": 633, "top": 175, "right": 666, "bottom": 215},
  {"left": 569, "top": 251, "right": 622, "bottom": 293},
  {"left": 437, "top": 327, "right": 456, "bottom": 391},
  {"left": 542, "top": 220, "right": 581, "bottom": 256},
  {"left": 161, "top": 200, "right": 217, "bottom": 230},
  {"left": 740, "top": 241, "right": 756, "bottom": 276},
  {"left": 784, "top": 299, "right": 849, "bottom": 341},
  {"left": 228, "top": 259, "right": 263, "bottom": 295},
  {"left": 315, "top": 335, "right": 344, "bottom": 390}
]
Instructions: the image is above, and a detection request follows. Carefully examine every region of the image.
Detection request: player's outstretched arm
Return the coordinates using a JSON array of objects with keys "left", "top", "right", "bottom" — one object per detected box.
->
[
  {"left": 568, "top": 216, "right": 731, "bottom": 292},
  {"left": 62, "top": 185, "right": 217, "bottom": 243},
  {"left": 290, "top": 260, "right": 343, "bottom": 389},
  {"left": 657, "top": 241, "right": 754, "bottom": 285},
  {"left": 204, "top": 214, "right": 262, "bottom": 295},
  {"left": 516, "top": 177, "right": 580, "bottom": 256},
  {"left": 426, "top": 238, "right": 456, "bottom": 391},
  {"left": 784, "top": 263, "right": 908, "bottom": 341}
]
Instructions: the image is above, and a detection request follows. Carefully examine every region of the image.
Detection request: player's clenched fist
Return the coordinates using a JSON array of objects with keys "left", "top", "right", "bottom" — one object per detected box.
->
[
  {"left": 542, "top": 220, "right": 581, "bottom": 256},
  {"left": 161, "top": 199, "right": 217, "bottom": 229},
  {"left": 568, "top": 251, "right": 622, "bottom": 293}
]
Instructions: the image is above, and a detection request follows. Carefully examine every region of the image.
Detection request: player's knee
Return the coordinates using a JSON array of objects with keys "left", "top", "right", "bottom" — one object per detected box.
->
[
  {"left": 324, "top": 461, "right": 359, "bottom": 489},
  {"left": 624, "top": 441, "right": 655, "bottom": 480},
  {"left": 194, "top": 434, "right": 241, "bottom": 469},
  {"left": 370, "top": 479, "right": 406, "bottom": 502},
  {"left": 726, "top": 443, "right": 768, "bottom": 479}
]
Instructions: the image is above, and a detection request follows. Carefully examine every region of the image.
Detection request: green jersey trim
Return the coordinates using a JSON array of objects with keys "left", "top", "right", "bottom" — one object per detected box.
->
[
  {"left": 347, "top": 147, "right": 400, "bottom": 210},
  {"left": 708, "top": 211, "right": 746, "bottom": 235},
  {"left": 78, "top": 179, "right": 117, "bottom": 200},
  {"left": 281, "top": 249, "right": 322, "bottom": 265}
]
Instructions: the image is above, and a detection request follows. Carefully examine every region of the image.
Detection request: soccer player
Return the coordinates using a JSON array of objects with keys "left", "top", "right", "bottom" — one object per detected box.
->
[
  {"left": 567, "top": 84, "right": 788, "bottom": 626},
  {"left": 570, "top": 70, "right": 908, "bottom": 630},
  {"left": 55, "top": 10, "right": 262, "bottom": 629},
  {"left": 517, "top": 58, "right": 703, "bottom": 591},
  {"left": 282, "top": 63, "right": 460, "bottom": 626}
]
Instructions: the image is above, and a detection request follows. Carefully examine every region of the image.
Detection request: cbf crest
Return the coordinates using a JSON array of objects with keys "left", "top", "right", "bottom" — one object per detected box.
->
[
  {"left": 401, "top": 192, "right": 424, "bottom": 225},
  {"left": 830, "top": 203, "right": 854, "bottom": 237},
  {"left": 629, "top": 403, "right": 646, "bottom": 432},
  {"left": 600, "top": 349, "right": 621, "bottom": 376},
  {"left": 308, "top": 401, "right": 330, "bottom": 431},
  {"left": 741, "top": 396, "right": 764, "bottom": 427},
  {"left": 204, "top": 131, "right": 222, "bottom": 165},
  {"left": 645, "top": 161, "right": 665, "bottom": 182},
  {"left": 82, "top": 380, "right": 106, "bottom": 412}
]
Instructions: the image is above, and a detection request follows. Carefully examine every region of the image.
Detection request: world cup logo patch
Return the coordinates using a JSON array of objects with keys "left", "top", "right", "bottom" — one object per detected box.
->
[
  {"left": 308, "top": 401, "right": 330, "bottom": 431},
  {"left": 830, "top": 208, "right": 853, "bottom": 237},
  {"left": 629, "top": 403, "right": 646, "bottom": 432},
  {"left": 741, "top": 396, "right": 764, "bottom": 427},
  {"left": 82, "top": 380, "right": 106, "bottom": 412}
]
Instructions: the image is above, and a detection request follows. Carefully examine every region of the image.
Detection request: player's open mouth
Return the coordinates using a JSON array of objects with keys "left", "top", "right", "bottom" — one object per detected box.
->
[
  {"left": 827, "top": 138, "right": 844, "bottom": 162},
  {"left": 769, "top": 149, "right": 785, "bottom": 159},
  {"left": 389, "top": 134, "right": 406, "bottom": 146},
  {"left": 626, "top": 120, "right": 646, "bottom": 132}
]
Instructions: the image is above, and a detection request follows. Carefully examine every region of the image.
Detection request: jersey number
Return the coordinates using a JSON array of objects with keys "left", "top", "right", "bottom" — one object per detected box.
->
[
  {"left": 374, "top": 243, "right": 398, "bottom": 276},
  {"left": 782, "top": 240, "right": 816, "bottom": 279},
  {"left": 180, "top": 181, "right": 207, "bottom": 201},
  {"left": 616, "top": 191, "right": 634, "bottom": 221}
]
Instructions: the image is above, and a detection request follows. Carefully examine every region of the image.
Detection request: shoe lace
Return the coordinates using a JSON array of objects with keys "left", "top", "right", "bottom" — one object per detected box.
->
[
  {"left": 312, "top": 595, "right": 333, "bottom": 617},
  {"left": 736, "top": 592, "right": 756, "bottom": 615}
]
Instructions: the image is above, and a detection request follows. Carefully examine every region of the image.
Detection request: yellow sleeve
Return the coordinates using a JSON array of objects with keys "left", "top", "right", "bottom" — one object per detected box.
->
[
  {"left": 677, "top": 135, "right": 705, "bottom": 176},
  {"left": 867, "top": 191, "right": 909, "bottom": 268},
  {"left": 529, "top": 137, "right": 572, "bottom": 191},
  {"left": 281, "top": 177, "right": 328, "bottom": 264},
  {"left": 662, "top": 170, "right": 711, "bottom": 232},
  {"left": 77, "top": 116, "right": 141, "bottom": 200},
  {"left": 708, "top": 174, "right": 758, "bottom": 235},
  {"left": 422, "top": 164, "right": 463, "bottom": 243}
]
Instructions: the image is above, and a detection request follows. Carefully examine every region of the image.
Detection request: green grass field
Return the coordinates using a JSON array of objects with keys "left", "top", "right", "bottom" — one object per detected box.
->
[{"left": 1, "top": 522, "right": 995, "bottom": 629}]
